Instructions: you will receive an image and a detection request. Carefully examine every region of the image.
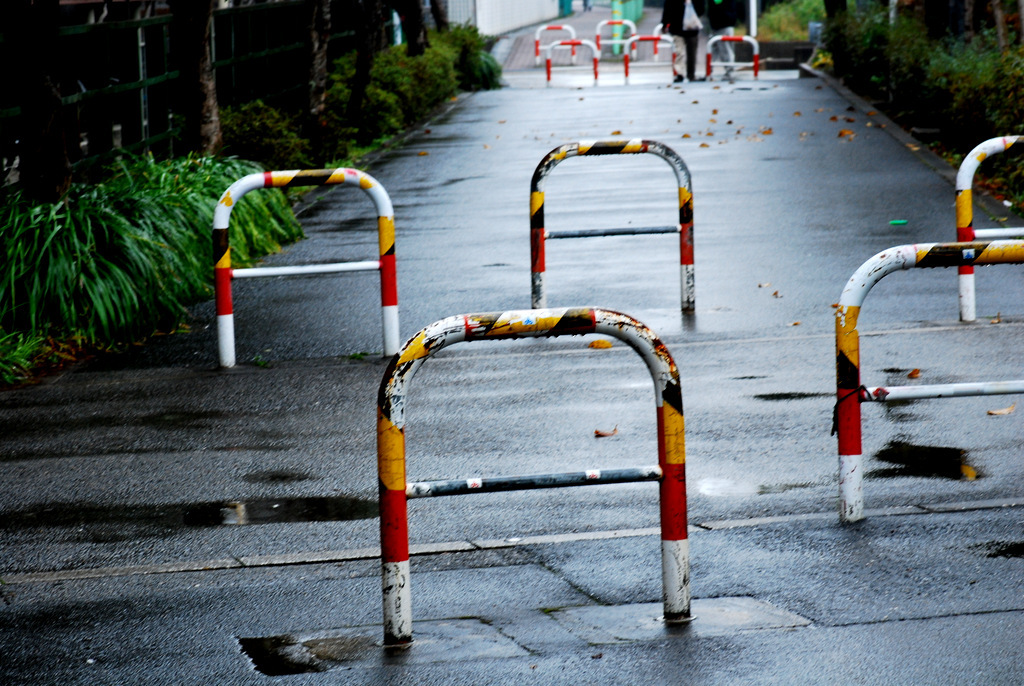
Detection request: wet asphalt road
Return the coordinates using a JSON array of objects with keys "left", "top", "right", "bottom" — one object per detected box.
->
[{"left": 3, "top": 53, "right": 1024, "bottom": 683}]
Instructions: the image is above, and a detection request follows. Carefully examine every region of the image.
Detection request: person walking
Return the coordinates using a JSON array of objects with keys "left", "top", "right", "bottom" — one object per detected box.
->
[
  {"left": 661, "top": 0, "right": 706, "bottom": 83},
  {"left": 708, "top": 0, "right": 739, "bottom": 79}
]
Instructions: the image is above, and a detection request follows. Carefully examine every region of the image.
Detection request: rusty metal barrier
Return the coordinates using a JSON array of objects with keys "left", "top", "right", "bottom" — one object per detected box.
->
[
  {"left": 530, "top": 140, "right": 695, "bottom": 313},
  {"left": 624, "top": 35, "right": 675, "bottom": 84},
  {"left": 834, "top": 240, "right": 1024, "bottom": 523},
  {"left": 376, "top": 307, "right": 690, "bottom": 647},
  {"left": 954, "top": 136, "right": 1024, "bottom": 322},
  {"left": 706, "top": 35, "right": 759, "bottom": 79},
  {"left": 535, "top": 24, "right": 577, "bottom": 66},
  {"left": 544, "top": 39, "right": 600, "bottom": 87},
  {"left": 213, "top": 168, "right": 399, "bottom": 368}
]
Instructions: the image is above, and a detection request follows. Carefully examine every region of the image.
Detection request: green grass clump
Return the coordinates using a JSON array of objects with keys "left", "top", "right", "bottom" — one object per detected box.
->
[{"left": 0, "top": 154, "right": 301, "bottom": 385}]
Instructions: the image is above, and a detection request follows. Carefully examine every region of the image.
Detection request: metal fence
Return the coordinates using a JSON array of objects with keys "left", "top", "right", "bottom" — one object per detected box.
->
[{"left": 0, "top": 1, "right": 360, "bottom": 178}]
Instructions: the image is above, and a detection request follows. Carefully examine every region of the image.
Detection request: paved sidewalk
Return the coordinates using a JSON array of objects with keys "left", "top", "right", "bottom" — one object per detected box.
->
[{"left": 3, "top": 10, "right": 1024, "bottom": 683}]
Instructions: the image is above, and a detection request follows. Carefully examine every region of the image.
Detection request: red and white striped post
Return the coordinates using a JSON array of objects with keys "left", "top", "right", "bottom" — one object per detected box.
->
[
  {"left": 530, "top": 140, "right": 695, "bottom": 314},
  {"left": 377, "top": 307, "right": 690, "bottom": 647},
  {"left": 706, "top": 35, "right": 760, "bottom": 79},
  {"left": 835, "top": 240, "right": 1024, "bottom": 522},
  {"left": 595, "top": 18, "right": 637, "bottom": 54},
  {"left": 954, "top": 136, "right": 1023, "bottom": 322},
  {"left": 213, "top": 168, "right": 399, "bottom": 367},
  {"left": 545, "top": 39, "right": 600, "bottom": 87},
  {"left": 535, "top": 24, "right": 577, "bottom": 65},
  {"left": 624, "top": 35, "right": 675, "bottom": 84}
]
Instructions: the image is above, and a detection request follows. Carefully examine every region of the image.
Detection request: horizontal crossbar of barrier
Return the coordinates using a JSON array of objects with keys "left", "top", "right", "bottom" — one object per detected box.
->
[
  {"left": 406, "top": 466, "right": 663, "bottom": 498},
  {"left": 548, "top": 225, "right": 679, "bottom": 239},
  {"left": 232, "top": 261, "right": 380, "bottom": 278},
  {"left": 864, "top": 380, "right": 1024, "bottom": 402},
  {"left": 975, "top": 227, "right": 1024, "bottom": 239}
]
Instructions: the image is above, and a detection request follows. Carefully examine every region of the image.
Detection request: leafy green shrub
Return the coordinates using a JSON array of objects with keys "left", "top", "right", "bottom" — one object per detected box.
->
[
  {"left": 442, "top": 24, "right": 503, "bottom": 91},
  {"left": 0, "top": 330, "right": 44, "bottom": 386},
  {"left": 0, "top": 155, "right": 301, "bottom": 361},
  {"left": 754, "top": 0, "right": 826, "bottom": 41},
  {"left": 220, "top": 100, "right": 312, "bottom": 171},
  {"left": 824, "top": 6, "right": 891, "bottom": 97}
]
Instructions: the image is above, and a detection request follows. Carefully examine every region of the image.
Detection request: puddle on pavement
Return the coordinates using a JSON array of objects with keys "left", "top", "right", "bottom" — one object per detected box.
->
[
  {"left": 0, "top": 495, "right": 377, "bottom": 536},
  {"left": 732, "top": 375, "right": 767, "bottom": 380},
  {"left": 242, "top": 470, "right": 313, "bottom": 484},
  {"left": 240, "top": 634, "right": 378, "bottom": 676},
  {"left": 868, "top": 440, "right": 976, "bottom": 480},
  {"left": 753, "top": 392, "right": 830, "bottom": 401},
  {"left": 983, "top": 541, "right": 1024, "bottom": 558},
  {"left": 697, "top": 478, "right": 815, "bottom": 497}
]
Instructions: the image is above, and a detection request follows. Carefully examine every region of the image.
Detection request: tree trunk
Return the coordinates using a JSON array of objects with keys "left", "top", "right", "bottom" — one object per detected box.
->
[
  {"left": 430, "top": 0, "right": 450, "bottom": 32},
  {"left": 13, "top": 0, "right": 72, "bottom": 203},
  {"left": 965, "top": 0, "right": 975, "bottom": 41},
  {"left": 991, "top": 0, "right": 1009, "bottom": 51},
  {"left": 1019, "top": 0, "right": 1024, "bottom": 43},
  {"left": 169, "top": 0, "right": 222, "bottom": 155},
  {"left": 305, "top": 0, "right": 331, "bottom": 158},
  {"left": 347, "top": 0, "right": 388, "bottom": 140},
  {"left": 389, "top": 0, "right": 429, "bottom": 56}
]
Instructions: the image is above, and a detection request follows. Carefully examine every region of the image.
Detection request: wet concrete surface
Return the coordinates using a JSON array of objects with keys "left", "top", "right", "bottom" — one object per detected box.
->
[{"left": 3, "top": 10, "right": 1024, "bottom": 683}]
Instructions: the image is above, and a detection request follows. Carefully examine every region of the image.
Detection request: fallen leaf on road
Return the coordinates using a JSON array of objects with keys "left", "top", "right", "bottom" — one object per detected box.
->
[
  {"left": 483, "top": 144, "right": 491, "bottom": 149},
  {"left": 794, "top": 111, "right": 802, "bottom": 116},
  {"left": 815, "top": 108, "right": 825, "bottom": 113},
  {"left": 906, "top": 143, "right": 920, "bottom": 151},
  {"left": 682, "top": 133, "right": 692, "bottom": 138},
  {"left": 830, "top": 115, "right": 839, "bottom": 121},
  {"left": 907, "top": 368, "right": 921, "bottom": 378},
  {"left": 991, "top": 312, "right": 1002, "bottom": 323},
  {"left": 594, "top": 426, "right": 619, "bottom": 438},
  {"left": 761, "top": 128, "right": 774, "bottom": 135},
  {"left": 758, "top": 282, "right": 771, "bottom": 288},
  {"left": 988, "top": 403, "right": 1016, "bottom": 416},
  {"left": 588, "top": 339, "right": 613, "bottom": 349},
  {"left": 845, "top": 116, "right": 856, "bottom": 122},
  {"left": 498, "top": 119, "right": 507, "bottom": 123},
  {"left": 699, "top": 143, "right": 710, "bottom": 147},
  {"left": 712, "top": 109, "right": 719, "bottom": 114},
  {"left": 867, "top": 110, "right": 877, "bottom": 116},
  {"left": 961, "top": 464, "right": 977, "bottom": 480},
  {"left": 418, "top": 151, "right": 429, "bottom": 156},
  {"left": 789, "top": 321, "right": 801, "bottom": 326},
  {"left": 772, "top": 290, "right": 782, "bottom": 298},
  {"left": 838, "top": 129, "right": 855, "bottom": 139},
  {"left": 709, "top": 118, "right": 717, "bottom": 123}
]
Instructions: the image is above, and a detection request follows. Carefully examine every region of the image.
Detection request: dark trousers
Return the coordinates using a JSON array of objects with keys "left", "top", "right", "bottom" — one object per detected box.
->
[{"left": 670, "top": 31, "right": 700, "bottom": 80}]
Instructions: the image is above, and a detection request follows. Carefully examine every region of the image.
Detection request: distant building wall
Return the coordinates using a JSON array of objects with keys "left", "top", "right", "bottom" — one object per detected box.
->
[{"left": 447, "top": 0, "right": 562, "bottom": 35}]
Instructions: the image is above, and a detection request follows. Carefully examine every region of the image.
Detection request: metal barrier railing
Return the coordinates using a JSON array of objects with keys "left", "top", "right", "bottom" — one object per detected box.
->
[
  {"left": 954, "top": 136, "right": 1024, "bottom": 322},
  {"left": 213, "top": 168, "right": 400, "bottom": 368},
  {"left": 595, "top": 18, "right": 637, "bottom": 56},
  {"left": 529, "top": 140, "right": 695, "bottom": 313},
  {"left": 376, "top": 307, "right": 690, "bottom": 647},
  {"left": 706, "top": 35, "right": 760, "bottom": 79},
  {"left": 624, "top": 35, "right": 675, "bottom": 84},
  {"left": 544, "top": 39, "right": 600, "bottom": 87},
  {"left": 834, "top": 240, "right": 1024, "bottom": 523},
  {"left": 535, "top": 24, "right": 577, "bottom": 66}
]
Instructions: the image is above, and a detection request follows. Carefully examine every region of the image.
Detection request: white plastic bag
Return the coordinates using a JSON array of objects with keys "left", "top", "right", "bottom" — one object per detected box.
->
[{"left": 683, "top": 0, "right": 702, "bottom": 30}]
